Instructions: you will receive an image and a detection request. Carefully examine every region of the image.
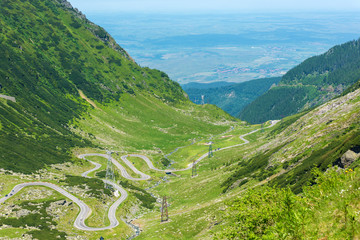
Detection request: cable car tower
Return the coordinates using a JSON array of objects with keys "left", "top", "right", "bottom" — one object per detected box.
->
[
  {"left": 192, "top": 160, "right": 197, "bottom": 177},
  {"left": 208, "top": 143, "right": 213, "bottom": 158},
  {"left": 161, "top": 196, "right": 169, "bottom": 222},
  {"left": 105, "top": 150, "right": 115, "bottom": 189}
]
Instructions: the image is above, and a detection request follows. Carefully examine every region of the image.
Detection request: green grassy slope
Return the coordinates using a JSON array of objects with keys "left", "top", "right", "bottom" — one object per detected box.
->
[
  {"left": 240, "top": 38, "right": 360, "bottom": 123},
  {"left": 216, "top": 167, "right": 360, "bottom": 239},
  {"left": 225, "top": 87, "right": 360, "bottom": 194},
  {"left": 0, "top": 1, "right": 237, "bottom": 238},
  {"left": 183, "top": 77, "right": 281, "bottom": 117},
  {"left": 2, "top": 1, "right": 360, "bottom": 239},
  {"left": 74, "top": 93, "right": 236, "bottom": 168},
  {"left": 133, "top": 85, "right": 360, "bottom": 240},
  {"left": 0, "top": 0, "right": 235, "bottom": 173}
]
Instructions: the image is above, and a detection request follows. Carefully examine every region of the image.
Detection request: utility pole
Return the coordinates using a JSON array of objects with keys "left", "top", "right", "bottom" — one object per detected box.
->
[
  {"left": 208, "top": 144, "right": 213, "bottom": 158},
  {"left": 105, "top": 150, "right": 115, "bottom": 189},
  {"left": 161, "top": 196, "right": 169, "bottom": 222},
  {"left": 261, "top": 123, "right": 264, "bottom": 133},
  {"left": 192, "top": 161, "right": 197, "bottom": 177}
]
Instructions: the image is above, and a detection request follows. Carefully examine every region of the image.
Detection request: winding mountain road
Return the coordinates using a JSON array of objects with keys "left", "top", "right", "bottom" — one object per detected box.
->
[
  {"left": 0, "top": 120, "right": 279, "bottom": 232},
  {"left": 0, "top": 162, "right": 127, "bottom": 231}
]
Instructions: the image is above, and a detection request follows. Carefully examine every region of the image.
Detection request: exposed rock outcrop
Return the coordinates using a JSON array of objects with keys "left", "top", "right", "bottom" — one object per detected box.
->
[{"left": 341, "top": 150, "right": 360, "bottom": 168}]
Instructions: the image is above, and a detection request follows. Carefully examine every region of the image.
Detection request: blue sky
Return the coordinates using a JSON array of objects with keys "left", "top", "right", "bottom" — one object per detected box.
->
[{"left": 69, "top": 0, "right": 360, "bottom": 13}]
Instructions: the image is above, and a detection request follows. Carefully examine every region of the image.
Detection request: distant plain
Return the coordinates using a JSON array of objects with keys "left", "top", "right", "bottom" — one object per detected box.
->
[{"left": 86, "top": 12, "right": 360, "bottom": 84}]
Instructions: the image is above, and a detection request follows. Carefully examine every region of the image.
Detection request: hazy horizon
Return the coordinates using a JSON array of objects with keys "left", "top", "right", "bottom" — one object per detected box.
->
[
  {"left": 69, "top": 0, "right": 360, "bottom": 14},
  {"left": 78, "top": 11, "right": 360, "bottom": 84},
  {"left": 66, "top": 0, "right": 360, "bottom": 84}
]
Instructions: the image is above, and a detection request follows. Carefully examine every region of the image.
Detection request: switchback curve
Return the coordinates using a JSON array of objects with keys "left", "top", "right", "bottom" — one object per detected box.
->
[{"left": 0, "top": 120, "right": 278, "bottom": 232}]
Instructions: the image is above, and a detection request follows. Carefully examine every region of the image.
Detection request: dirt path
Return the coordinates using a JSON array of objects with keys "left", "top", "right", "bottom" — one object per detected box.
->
[
  {"left": 0, "top": 94, "right": 16, "bottom": 102},
  {"left": 78, "top": 90, "right": 100, "bottom": 109}
]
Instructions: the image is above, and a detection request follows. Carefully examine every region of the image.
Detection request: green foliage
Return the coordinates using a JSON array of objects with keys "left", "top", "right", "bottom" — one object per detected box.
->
[
  {"left": 76, "top": 93, "right": 234, "bottom": 160},
  {"left": 221, "top": 144, "right": 285, "bottom": 192},
  {"left": 29, "top": 228, "right": 66, "bottom": 240},
  {"left": 340, "top": 79, "right": 360, "bottom": 97},
  {"left": 119, "top": 181, "right": 156, "bottom": 209},
  {"left": 95, "top": 170, "right": 106, "bottom": 178},
  {"left": 214, "top": 187, "right": 288, "bottom": 240},
  {"left": 161, "top": 157, "right": 171, "bottom": 167},
  {"left": 0, "top": 1, "right": 234, "bottom": 238},
  {"left": 239, "top": 85, "right": 318, "bottom": 124},
  {"left": 268, "top": 110, "right": 310, "bottom": 137},
  {"left": 61, "top": 175, "right": 111, "bottom": 198},
  {"left": 0, "top": 0, "right": 199, "bottom": 173},
  {"left": 0, "top": 201, "right": 67, "bottom": 240},
  {"left": 282, "top": 39, "right": 360, "bottom": 86},
  {"left": 270, "top": 130, "right": 360, "bottom": 194},
  {"left": 184, "top": 77, "right": 281, "bottom": 117},
  {"left": 240, "top": 39, "right": 360, "bottom": 124},
  {"left": 216, "top": 167, "right": 360, "bottom": 239},
  {"left": 133, "top": 192, "right": 156, "bottom": 209},
  {"left": 0, "top": 101, "right": 90, "bottom": 173},
  {"left": 182, "top": 81, "right": 234, "bottom": 90}
]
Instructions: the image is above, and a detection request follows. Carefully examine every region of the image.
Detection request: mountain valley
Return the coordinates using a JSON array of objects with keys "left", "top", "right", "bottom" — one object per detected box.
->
[
  {"left": 183, "top": 77, "right": 281, "bottom": 117},
  {"left": 0, "top": 0, "right": 360, "bottom": 239}
]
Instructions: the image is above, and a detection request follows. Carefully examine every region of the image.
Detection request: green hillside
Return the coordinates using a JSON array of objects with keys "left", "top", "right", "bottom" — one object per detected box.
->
[
  {"left": 183, "top": 77, "right": 281, "bottom": 117},
  {"left": 134, "top": 86, "right": 360, "bottom": 240},
  {"left": 0, "top": 0, "right": 234, "bottom": 173},
  {"left": 239, "top": 38, "right": 360, "bottom": 123},
  {"left": 215, "top": 86, "right": 360, "bottom": 239},
  {"left": 1, "top": 0, "right": 360, "bottom": 239}
]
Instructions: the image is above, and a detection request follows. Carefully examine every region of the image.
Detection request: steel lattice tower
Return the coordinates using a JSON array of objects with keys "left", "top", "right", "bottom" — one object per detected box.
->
[
  {"left": 208, "top": 144, "right": 213, "bottom": 158},
  {"left": 192, "top": 161, "right": 197, "bottom": 177},
  {"left": 161, "top": 196, "right": 169, "bottom": 222},
  {"left": 105, "top": 151, "right": 115, "bottom": 189}
]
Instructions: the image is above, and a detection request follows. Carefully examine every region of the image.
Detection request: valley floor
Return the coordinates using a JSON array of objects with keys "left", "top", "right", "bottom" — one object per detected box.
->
[
  {"left": 0, "top": 121, "right": 269, "bottom": 239},
  {"left": 1, "top": 88, "right": 360, "bottom": 239}
]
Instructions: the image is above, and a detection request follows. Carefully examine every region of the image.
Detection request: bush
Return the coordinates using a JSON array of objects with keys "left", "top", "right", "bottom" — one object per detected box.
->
[
  {"left": 161, "top": 157, "right": 171, "bottom": 167},
  {"left": 61, "top": 175, "right": 111, "bottom": 198},
  {"left": 119, "top": 181, "right": 156, "bottom": 209},
  {"left": 270, "top": 130, "right": 360, "bottom": 194},
  {"left": 216, "top": 167, "right": 360, "bottom": 239},
  {"left": 0, "top": 200, "right": 67, "bottom": 240},
  {"left": 221, "top": 144, "right": 285, "bottom": 192}
]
